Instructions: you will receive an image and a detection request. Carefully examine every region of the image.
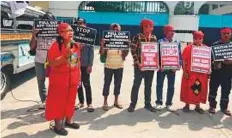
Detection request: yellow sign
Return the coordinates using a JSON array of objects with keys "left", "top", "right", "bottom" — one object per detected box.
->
[{"left": 0, "top": 33, "right": 32, "bottom": 41}]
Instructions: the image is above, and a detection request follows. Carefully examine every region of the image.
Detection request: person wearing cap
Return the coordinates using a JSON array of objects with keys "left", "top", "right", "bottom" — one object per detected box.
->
[
  {"left": 208, "top": 27, "right": 232, "bottom": 116},
  {"left": 155, "top": 25, "right": 182, "bottom": 111},
  {"left": 45, "top": 23, "right": 81, "bottom": 136},
  {"left": 99, "top": 23, "right": 129, "bottom": 111},
  {"left": 74, "top": 17, "right": 95, "bottom": 112},
  {"left": 128, "top": 19, "right": 157, "bottom": 113},
  {"left": 180, "top": 31, "right": 209, "bottom": 114},
  {"left": 30, "top": 12, "right": 56, "bottom": 109}
]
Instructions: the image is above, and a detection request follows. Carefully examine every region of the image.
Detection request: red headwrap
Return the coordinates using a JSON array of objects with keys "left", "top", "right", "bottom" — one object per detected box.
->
[
  {"left": 220, "top": 27, "right": 231, "bottom": 34},
  {"left": 164, "top": 25, "right": 174, "bottom": 33},
  {"left": 193, "top": 31, "right": 204, "bottom": 39},
  {"left": 140, "top": 19, "right": 154, "bottom": 27},
  {"left": 57, "top": 23, "right": 69, "bottom": 34}
]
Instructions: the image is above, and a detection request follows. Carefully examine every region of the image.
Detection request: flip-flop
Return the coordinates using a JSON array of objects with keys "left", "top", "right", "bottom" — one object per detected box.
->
[
  {"left": 87, "top": 106, "right": 95, "bottom": 112},
  {"left": 222, "top": 109, "right": 232, "bottom": 116},
  {"left": 102, "top": 105, "right": 109, "bottom": 111},
  {"left": 183, "top": 106, "right": 190, "bottom": 113},
  {"left": 114, "top": 104, "right": 123, "bottom": 109},
  {"left": 195, "top": 108, "right": 205, "bottom": 114}
]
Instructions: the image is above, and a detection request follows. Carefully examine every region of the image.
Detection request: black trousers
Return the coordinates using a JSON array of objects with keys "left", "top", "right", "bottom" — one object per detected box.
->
[
  {"left": 130, "top": 66, "right": 154, "bottom": 108},
  {"left": 102, "top": 67, "right": 123, "bottom": 96},
  {"left": 208, "top": 68, "right": 232, "bottom": 110},
  {"left": 78, "top": 66, "right": 92, "bottom": 105}
]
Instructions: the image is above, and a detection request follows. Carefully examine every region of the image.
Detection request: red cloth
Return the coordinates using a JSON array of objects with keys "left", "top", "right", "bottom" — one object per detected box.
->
[
  {"left": 220, "top": 27, "right": 231, "bottom": 34},
  {"left": 45, "top": 41, "right": 81, "bottom": 121},
  {"left": 57, "top": 23, "right": 70, "bottom": 34},
  {"left": 180, "top": 44, "right": 209, "bottom": 104},
  {"left": 164, "top": 25, "right": 174, "bottom": 33},
  {"left": 193, "top": 31, "right": 204, "bottom": 39},
  {"left": 140, "top": 19, "right": 154, "bottom": 27}
]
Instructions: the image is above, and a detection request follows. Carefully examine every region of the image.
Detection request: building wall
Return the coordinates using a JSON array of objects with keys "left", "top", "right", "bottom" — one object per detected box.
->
[
  {"left": 49, "top": 1, "right": 81, "bottom": 17},
  {"left": 29, "top": 1, "right": 49, "bottom": 11}
]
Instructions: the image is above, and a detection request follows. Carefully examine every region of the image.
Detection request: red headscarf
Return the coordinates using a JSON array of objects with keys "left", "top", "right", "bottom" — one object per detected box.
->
[
  {"left": 193, "top": 31, "right": 204, "bottom": 39},
  {"left": 164, "top": 25, "right": 174, "bottom": 33},
  {"left": 57, "top": 23, "right": 70, "bottom": 34},
  {"left": 140, "top": 19, "right": 154, "bottom": 28},
  {"left": 220, "top": 27, "right": 231, "bottom": 34}
]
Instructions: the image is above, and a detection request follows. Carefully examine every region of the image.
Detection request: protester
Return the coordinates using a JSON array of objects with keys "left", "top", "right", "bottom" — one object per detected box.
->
[
  {"left": 45, "top": 23, "right": 81, "bottom": 136},
  {"left": 128, "top": 19, "right": 157, "bottom": 113},
  {"left": 208, "top": 27, "right": 232, "bottom": 116},
  {"left": 99, "top": 23, "right": 129, "bottom": 111},
  {"left": 74, "top": 17, "right": 94, "bottom": 112},
  {"left": 155, "top": 25, "right": 182, "bottom": 111},
  {"left": 30, "top": 12, "right": 56, "bottom": 109},
  {"left": 180, "top": 31, "right": 209, "bottom": 114}
]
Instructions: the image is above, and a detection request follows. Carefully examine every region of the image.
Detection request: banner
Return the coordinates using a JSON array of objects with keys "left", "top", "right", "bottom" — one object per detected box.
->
[
  {"left": 141, "top": 42, "right": 159, "bottom": 70},
  {"left": 34, "top": 20, "right": 58, "bottom": 38},
  {"left": 160, "top": 42, "right": 180, "bottom": 69},
  {"left": 191, "top": 46, "right": 211, "bottom": 74},
  {"left": 103, "top": 31, "right": 130, "bottom": 50},
  {"left": 72, "top": 25, "right": 97, "bottom": 46},
  {"left": 211, "top": 43, "right": 232, "bottom": 61}
]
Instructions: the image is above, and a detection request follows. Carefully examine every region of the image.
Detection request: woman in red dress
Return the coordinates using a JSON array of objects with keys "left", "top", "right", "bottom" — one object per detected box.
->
[
  {"left": 180, "top": 31, "right": 209, "bottom": 114},
  {"left": 45, "top": 23, "right": 81, "bottom": 136}
]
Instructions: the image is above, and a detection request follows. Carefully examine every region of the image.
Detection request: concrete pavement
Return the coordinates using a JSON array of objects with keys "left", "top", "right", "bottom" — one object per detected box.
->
[{"left": 1, "top": 50, "right": 232, "bottom": 138}]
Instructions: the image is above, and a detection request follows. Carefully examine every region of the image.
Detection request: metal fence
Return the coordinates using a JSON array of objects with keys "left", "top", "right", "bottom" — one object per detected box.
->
[{"left": 79, "top": 1, "right": 169, "bottom": 13}]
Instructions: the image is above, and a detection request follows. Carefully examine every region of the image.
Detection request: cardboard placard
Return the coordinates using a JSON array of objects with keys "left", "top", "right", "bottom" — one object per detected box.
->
[
  {"left": 34, "top": 20, "right": 58, "bottom": 38},
  {"left": 141, "top": 42, "right": 159, "bottom": 70},
  {"left": 72, "top": 25, "right": 97, "bottom": 46},
  {"left": 212, "top": 43, "right": 232, "bottom": 61},
  {"left": 103, "top": 31, "right": 130, "bottom": 50},
  {"left": 191, "top": 46, "right": 211, "bottom": 74},
  {"left": 160, "top": 42, "right": 180, "bottom": 70}
]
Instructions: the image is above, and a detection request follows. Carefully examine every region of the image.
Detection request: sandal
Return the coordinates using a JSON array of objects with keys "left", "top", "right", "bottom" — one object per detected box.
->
[
  {"left": 195, "top": 108, "right": 205, "bottom": 114},
  {"left": 127, "top": 105, "right": 135, "bottom": 113},
  {"left": 114, "top": 103, "right": 123, "bottom": 109},
  {"left": 183, "top": 106, "right": 190, "bottom": 113},
  {"left": 221, "top": 109, "right": 232, "bottom": 116},
  {"left": 208, "top": 108, "right": 216, "bottom": 114},
  {"left": 102, "top": 105, "right": 109, "bottom": 111},
  {"left": 53, "top": 127, "right": 68, "bottom": 136},
  {"left": 75, "top": 103, "right": 84, "bottom": 110},
  {"left": 65, "top": 122, "right": 80, "bottom": 129},
  {"left": 87, "top": 105, "right": 95, "bottom": 112}
]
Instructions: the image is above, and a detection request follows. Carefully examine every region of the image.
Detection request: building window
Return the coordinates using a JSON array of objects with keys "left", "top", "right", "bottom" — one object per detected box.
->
[
  {"left": 78, "top": 1, "right": 169, "bottom": 13},
  {"left": 174, "top": 1, "right": 194, "bottom": 15}
]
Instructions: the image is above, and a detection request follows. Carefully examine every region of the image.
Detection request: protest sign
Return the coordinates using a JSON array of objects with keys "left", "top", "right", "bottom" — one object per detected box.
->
[
  {"left": 211, "top": 43, "right": 232, "bottom": 61},
  {"left": 103, "top": 31, "right": 130, "bottom": 50},
  {"left": 34, "top": 20, "right": 58, "bottom": 38},
  {"left": 191, "top": 46, "right": 211, "bottom": 74},
  {"left": 160, "top": 42, "right": 180, "bottom": 69},
  {"left": 72, "top": 25, "right": 97, "bottom": 46},
  {"left": 141, "top": 42, "right": 159, "bottom": 70}
]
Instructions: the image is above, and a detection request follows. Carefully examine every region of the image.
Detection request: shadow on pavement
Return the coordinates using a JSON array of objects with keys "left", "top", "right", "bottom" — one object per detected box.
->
[
  {"left": 2, "top": 129, "right": 56, "bottom": 138},
  {"left": 11, "top": 68, "right": 36, "bottom": 90},
  {"left": 82, "top": 107, "right": 232, "bottom": 131},
  {"left": 1, "top": 105, "right": 46, "bottom": 130}
]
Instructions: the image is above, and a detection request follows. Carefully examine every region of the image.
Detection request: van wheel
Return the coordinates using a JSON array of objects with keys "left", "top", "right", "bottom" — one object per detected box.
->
[{"left": 1, "top": 70, "right": 11, "bottom": 100}]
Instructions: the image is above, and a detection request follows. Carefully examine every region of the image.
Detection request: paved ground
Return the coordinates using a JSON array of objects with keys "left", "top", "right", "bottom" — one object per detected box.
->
[{"left": 1, "top": 50, "right": 232, "bottom": 138}]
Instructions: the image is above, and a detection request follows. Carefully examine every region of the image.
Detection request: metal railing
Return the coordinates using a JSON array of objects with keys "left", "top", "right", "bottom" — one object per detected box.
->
[{"left": 79, "top": 1, "right": 169, "bottom": 13}]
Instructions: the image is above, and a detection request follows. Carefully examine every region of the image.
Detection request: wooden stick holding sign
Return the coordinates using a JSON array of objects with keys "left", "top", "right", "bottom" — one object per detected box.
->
[
  {"left": 72, "top": 25, "right": 97, "bottom": 46},
  {"left": 141, "top": 42, "right": 159, "bottom": 70},
  {"left": 103, "top": 30, "right": 130, "bottom": 50},
  {"left": 160, "top": 42, "right": 180, "bottom": 70},
  {"left": 191, "top": 46, "right": 211, "bottom": 74}
]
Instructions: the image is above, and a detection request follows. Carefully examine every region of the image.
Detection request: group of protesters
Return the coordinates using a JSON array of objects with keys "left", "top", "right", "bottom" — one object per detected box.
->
[{"left": 30, "top": 12, "right": 232, "bottom": 136}]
